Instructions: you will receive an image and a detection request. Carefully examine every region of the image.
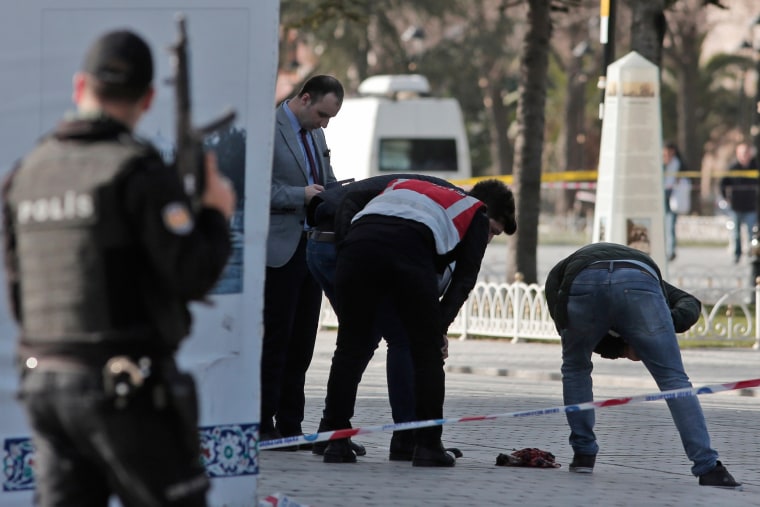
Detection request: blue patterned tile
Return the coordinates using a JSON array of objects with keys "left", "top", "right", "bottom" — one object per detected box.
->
[
  {"left": 199, "top": 423, "right": 259, "bottom": 477},
  {"left": 2, "top": 437, "right": 35, "bottom": 491},
  {"left": 2, "top": 422, "right": 260, "bottom": 492}
]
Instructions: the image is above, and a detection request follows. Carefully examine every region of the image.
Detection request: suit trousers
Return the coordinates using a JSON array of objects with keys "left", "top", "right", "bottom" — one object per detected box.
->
[
  {"left": 261, "top": 233, "right": 323, "bottom": 435},
  {"left": 306, "top": 237, "right": 416, "bottom": 424},
  {"left": 323, "top": 221, "right": 445, "bottom": 446}
]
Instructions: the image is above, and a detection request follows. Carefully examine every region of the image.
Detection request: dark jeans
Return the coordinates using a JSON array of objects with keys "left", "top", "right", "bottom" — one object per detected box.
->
[
  {"left": 306, "top": 237, "right": 416, "bottom": 424},
  {"left": 261, "top": 233, "right": 323, "bottom": 435},
  {"left": 665, "top": 210, "right": 677, "bottom": 259},
  {"left": 323, "top": 222, "right": 445, "bottom": 446},
  {"left": 19, "top": 366, "right": 208, "bottom": 507},
  {"left": 730, "top": 210, "right": 756, "bottom": 258},
  {"left": 561, "top": 264, "right": 718, "bottom": 475}
]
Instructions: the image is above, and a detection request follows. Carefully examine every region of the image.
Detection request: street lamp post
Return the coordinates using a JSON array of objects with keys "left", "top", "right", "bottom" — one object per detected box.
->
[
  {"left": 597, "top": 0, "right": 616, "bottom": 120},
  {"left": 747, "top": 15, "right": 760, "bottom": 284}
]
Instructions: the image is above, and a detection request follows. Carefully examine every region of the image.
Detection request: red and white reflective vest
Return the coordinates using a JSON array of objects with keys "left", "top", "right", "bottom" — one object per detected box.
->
[{"left": 352, "top": 178, "right": 485, "bottom": 254}]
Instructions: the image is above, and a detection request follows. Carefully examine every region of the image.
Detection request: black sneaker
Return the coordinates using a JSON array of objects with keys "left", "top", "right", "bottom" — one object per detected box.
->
[
  {"left": 569, "top": 453, "right": 596, "bottom": 473},
  {"left": 698, "top": 461, "right": 743, "bottom": 490},
  {"left": 389, "top": 431, "right": 415, "bottom": 461}
]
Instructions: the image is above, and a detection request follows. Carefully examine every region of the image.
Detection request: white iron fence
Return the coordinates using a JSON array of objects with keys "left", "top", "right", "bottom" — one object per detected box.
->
[{"left": 319, "top": 279, "right": 760, "bottom": 350}]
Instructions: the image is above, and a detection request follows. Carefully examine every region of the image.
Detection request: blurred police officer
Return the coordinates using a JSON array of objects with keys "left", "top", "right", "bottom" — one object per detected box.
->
[{"left": 2, "top": 29, "right": 235, "bottom": 506}]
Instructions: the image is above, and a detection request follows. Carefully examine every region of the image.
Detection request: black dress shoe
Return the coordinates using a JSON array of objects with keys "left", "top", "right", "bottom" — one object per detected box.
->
[
  {"left": 389, "top": 431, "right": 414, "bottom": 461},
  {"left": 313, "top": 438, "right": 366, "bottom": 457},
  {"left": 312, "top": 440, "right": 328, "bottom": 456},
  {"left": 446, "top": 447, "right": 463, "bottom": 458},
  {"left": 276, "top": 427, "right": 313, "bottom": 451},
  {"left": 323, "top": 439, "right": 357, "bottom": 463},
  {"left": 412, "top": 443, "right": 456, "bottom": 467},
  {"left": 260, "top": 429, "right": 297, "bottom": 452},
  {"left": 349, "top": 440, "right": 366, "bottom": 456}
]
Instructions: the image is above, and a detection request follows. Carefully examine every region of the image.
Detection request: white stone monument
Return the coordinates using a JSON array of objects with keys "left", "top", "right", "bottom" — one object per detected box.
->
[{"left": 592, "top": 51, "right": 668, "bottom": 275}]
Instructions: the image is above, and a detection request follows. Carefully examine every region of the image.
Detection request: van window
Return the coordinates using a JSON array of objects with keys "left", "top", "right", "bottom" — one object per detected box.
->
[{"left": 378, "top": 138, "right": 458, "bottom": 173}]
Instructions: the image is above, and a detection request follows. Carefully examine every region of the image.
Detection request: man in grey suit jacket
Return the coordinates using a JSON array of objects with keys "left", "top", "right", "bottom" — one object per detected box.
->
[{"left": 261, "top": 75, "right": 343, "bottom": 448}]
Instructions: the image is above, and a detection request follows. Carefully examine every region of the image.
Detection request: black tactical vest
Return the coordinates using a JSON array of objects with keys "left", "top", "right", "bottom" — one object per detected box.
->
[{"left": 7, "top": 133, "right": 152, "bottom": 347}]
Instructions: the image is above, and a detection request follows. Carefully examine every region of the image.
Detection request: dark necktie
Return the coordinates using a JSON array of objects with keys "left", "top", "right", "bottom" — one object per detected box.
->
[{"left": 299, "top": 128, "right": 321, "bottom": 185}]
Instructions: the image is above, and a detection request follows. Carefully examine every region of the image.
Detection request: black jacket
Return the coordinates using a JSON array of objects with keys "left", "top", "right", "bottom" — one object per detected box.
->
[
  {"left": 317, "top": 175, "right": 485, "bottom": 334},
  {"left": 545, "top": 243, "right": 701, "bottom": 339},
  {"left": 719, "top": 158, "right": 758, "bottom": 213},
  {"left": 306, "top": 173, "right": 457, "bottom": 239}
]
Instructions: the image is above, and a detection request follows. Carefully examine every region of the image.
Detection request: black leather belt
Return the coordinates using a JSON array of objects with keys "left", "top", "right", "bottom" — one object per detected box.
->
[
  {"left": 586, "top": 260, "right": 658, "bottom": 279},
  {"left": 307, "top": 230, "right": 336, "bottom": 243},
  {"left": 271, "top": 208, "right": 296, "bottom": 215}
]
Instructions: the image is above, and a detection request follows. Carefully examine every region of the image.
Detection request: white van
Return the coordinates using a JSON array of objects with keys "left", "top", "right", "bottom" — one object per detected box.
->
[{"left": 324, "top": 74, "right": 471, "bottom": 183}]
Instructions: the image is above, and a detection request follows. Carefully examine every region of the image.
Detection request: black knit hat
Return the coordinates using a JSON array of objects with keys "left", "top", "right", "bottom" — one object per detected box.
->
[{"left": 82, "top": 30, "right": 153, "bottom": 99}]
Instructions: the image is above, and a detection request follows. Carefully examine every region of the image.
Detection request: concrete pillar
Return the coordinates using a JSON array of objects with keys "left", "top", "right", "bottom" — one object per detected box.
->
[{"left": 0, "top": 4, "right": 276, "bottom": 505}]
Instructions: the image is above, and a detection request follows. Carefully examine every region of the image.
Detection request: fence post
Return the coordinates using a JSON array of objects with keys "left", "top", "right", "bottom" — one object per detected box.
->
[
  {"left": 459, "top": 294, "right": 470, "bottom": 341},
  {"left": 512, "top": 273, "right": 523, "bottom": 343}
]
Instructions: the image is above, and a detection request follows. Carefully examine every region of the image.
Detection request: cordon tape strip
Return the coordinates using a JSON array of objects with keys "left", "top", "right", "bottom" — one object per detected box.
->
[{"left": 259, "top": 377, "right": 760, "bottom": 450}]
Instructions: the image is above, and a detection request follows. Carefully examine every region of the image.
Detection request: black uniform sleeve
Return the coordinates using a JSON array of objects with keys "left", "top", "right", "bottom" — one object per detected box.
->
[
  {"left": 439, "top": 210, "right": 489, "bottom": 334},
  {"left": 1, "top": 165, "right": 21, "bottom": 322},
  {"left": 663, "top": 281, "right": 701, "bottom": 332},
  {"left": 333, "top": 175, "right": 460, "bottom": 242},
  {"left": 333, "top": 180, "right": 393, "bottom": 242},
  {"left": 305, "top": 194, "right": 326, "bottom": 228},
  {"left": 544, "top": 261, "right": 566, "bottom": 332},
  {"left": 121, "top": 156, "right": 231, "bottom": 302}
]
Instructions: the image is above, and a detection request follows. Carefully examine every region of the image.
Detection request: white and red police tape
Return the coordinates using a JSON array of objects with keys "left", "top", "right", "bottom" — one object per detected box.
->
[{"left": 258, "top": 377, "right": 760, "bottom": 450}]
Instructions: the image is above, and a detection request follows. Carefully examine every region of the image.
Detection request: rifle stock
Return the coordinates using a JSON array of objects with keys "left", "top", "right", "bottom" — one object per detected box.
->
[{"left": 168, "top": 13, "right": 237, "bottom": 212}]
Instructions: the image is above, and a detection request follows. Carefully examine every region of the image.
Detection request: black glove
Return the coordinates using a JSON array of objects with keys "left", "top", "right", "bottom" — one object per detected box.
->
[{"left": 593, "top": 333, "right": 626, "bottom": 359}]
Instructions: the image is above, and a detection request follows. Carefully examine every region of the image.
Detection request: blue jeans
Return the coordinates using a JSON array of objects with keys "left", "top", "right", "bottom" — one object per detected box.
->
[
  {"left": 306, "top": 238, "right": 416, "bottom": 424},
  {"left": 560, "top": 264, "right": 719, "bottom": 476},
  {"left": 731, "top": 210, "right": 756, "bottom": 258},
  {"left": 664, "top": 210, "right": 677, "bottom": 259}
]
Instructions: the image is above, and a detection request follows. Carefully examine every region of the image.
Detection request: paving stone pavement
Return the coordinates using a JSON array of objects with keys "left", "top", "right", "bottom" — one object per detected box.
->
[{"left": 256, "top": 330, "right": 760, "bottom": 507}]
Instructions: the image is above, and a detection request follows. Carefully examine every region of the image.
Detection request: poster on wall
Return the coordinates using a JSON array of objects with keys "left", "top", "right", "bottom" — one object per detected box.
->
[
  {"left": 0, "top": 2, "right": 277, "bottom": 506},
  {"left": 598, "top": 216, "right": 607, "bottom": 242},
  {"left": 37, "top": 7, "right": 250, "bottom": 294},
  {"left": 626, "top": 217, "right": 652, "bottom": 254}
]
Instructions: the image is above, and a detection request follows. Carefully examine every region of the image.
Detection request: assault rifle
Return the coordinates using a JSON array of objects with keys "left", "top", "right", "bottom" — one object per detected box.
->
[{"left": 168, "top": 14, "right": 236, "bottom": 212}]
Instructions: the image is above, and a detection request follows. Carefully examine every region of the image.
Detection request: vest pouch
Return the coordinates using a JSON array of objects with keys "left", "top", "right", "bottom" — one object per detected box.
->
[
  {"left": 102, "top": 356, "right": 151, "bottom": 409},
  {"left": 161, "top": 361, "right": 200, "bottom": 456}
]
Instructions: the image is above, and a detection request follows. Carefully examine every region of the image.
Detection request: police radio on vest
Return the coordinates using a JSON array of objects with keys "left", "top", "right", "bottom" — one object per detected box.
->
[{"left": 16, "top": 191, "right": 94, "bottom": 224}]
